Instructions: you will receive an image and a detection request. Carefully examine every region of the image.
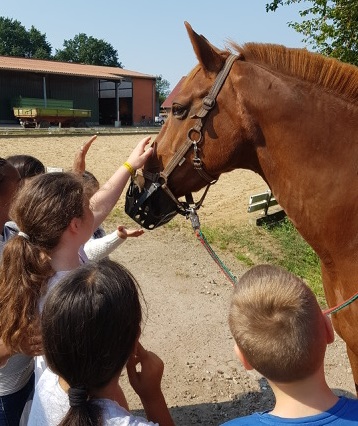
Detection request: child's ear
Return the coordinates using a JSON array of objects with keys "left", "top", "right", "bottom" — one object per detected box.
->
[
  {"left": 68, "top": 217, "right": 80, "bottom": 234},
  {"left": 323, "top": 314, "right": 335, "bottom": 344},
  {"left": 234, "top": 343, "right": 253, "bottom": 370}
]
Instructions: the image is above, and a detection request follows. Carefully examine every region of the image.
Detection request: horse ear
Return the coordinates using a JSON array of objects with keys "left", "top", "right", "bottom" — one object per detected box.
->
[{"left": 184, "top": 21, "right": 225, "bottom": 73}]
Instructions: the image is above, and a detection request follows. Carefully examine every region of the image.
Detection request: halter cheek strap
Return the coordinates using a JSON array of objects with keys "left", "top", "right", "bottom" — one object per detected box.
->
[
  {"left": 148, "top": 54, "right": 239, "bottom": 215},
  {"left": 160, "top": 53, "right": 239, "bottom": 188}
]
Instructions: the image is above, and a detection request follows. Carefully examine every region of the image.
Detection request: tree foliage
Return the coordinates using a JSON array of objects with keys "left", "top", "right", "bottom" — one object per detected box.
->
[
  {"left": 0, "top": 17, "right": 51, "bottom": 59},
  {"left": 0, "top": 16, "right": 173, "bottom": 96},
  {"left": 54, "top": 33, "right": 122, "bottom": 67},
  {"left": 156, "top": 75, "right": 171, "bottom": 105},
  {"left": 266, "top": 0, "right": 358, "bottom": 66}
]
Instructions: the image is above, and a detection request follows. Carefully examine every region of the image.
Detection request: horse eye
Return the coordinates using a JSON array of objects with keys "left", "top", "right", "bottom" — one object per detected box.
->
[{"left": 172, "top": 103, "right": 187, "bottom": 119}]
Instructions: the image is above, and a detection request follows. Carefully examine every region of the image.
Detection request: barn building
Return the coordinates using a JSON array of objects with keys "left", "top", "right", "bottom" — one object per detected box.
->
[
  {"left": 161, "top": 76, "right": 186, "bottom": 115},
  {"left": 0, "top": 56, "right": 157, "bottom": 126}
]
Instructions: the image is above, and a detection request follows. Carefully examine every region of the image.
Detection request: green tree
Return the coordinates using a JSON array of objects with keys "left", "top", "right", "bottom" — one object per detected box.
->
[
  {"left": 54, "top": 33, "right": 122, "bottom": 67},
  {"left": 156, "top": 75, "right": 170, "bottom": 105},
  {"left": 28, "top": 26, "right": 52, "bottom": 59},
  {"left": 266, "top": 0, "right": 358, "bottom": 65},
  {"left": 0, "top": 17, "right": 51, "bottom": 58}
]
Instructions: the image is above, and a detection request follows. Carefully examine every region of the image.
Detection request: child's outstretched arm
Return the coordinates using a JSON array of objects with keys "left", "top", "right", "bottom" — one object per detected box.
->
[
  {"left": 126, "top": 343, "right": 174, "bottom": 426},
  {"left": 116, "top": 225, "right": 144, "bottom": 239},
  {"left": 84, "top": 226, "right": 144, "bottom": 261},
  {"left": 90, "top": 136, "right": 153, "bottom": 231}
]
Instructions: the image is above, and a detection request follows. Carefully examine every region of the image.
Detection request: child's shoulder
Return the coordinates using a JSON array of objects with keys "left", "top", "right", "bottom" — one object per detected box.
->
[
  {"left": 221, "top": 412, "right": 262, "bottom": 425},
  {"left": 337, "top": 395, "right": 358, "bottom": 415},
  {"left": 221, "top": 397, "right": 358, "bottom": 425}
]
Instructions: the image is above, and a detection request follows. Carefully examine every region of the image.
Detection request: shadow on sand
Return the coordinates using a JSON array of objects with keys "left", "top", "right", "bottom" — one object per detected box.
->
[{"left": 132, "top": 377, "right": 356, "bottom": 426}]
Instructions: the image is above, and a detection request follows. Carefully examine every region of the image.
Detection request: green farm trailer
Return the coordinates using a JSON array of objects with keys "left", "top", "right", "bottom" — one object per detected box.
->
[{"left": 12, "top": 98, "right": 91, "bottom": 128}]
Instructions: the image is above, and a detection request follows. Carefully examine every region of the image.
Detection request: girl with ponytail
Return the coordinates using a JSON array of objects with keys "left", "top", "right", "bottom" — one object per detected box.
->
[{"left": 28, "top": 259, "right": 174, "bottom": 426}]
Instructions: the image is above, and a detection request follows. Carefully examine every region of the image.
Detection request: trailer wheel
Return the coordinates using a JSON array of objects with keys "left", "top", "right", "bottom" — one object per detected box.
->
[
  {"left": 23, "top": 122, "right": 36, "bottom": 128},
  {"left": 39, "top": 121, "right": 50, "bottom": 128}
]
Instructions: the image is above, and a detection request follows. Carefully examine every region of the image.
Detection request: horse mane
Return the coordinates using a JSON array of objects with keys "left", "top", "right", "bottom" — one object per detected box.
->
[{"left": 230, "top": 42, "right": 358, "bottom": 104}]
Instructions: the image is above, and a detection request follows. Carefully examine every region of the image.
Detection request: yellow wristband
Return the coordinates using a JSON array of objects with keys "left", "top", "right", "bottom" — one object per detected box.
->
[{"left": 123, "top": 161, "right": 135, "bottom": 177}]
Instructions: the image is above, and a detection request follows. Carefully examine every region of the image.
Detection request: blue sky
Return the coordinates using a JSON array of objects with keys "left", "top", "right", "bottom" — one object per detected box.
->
[{"left": 1, "top": 1, "right": 306, "bottom": 90}]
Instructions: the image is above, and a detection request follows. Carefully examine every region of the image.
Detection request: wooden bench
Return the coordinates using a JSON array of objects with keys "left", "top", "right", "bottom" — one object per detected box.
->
[
  {"left": 248, "top": 190, "right": 278, "bottom": 215},
  {"left": 248, "top": 189, "right": 286, "bottom": 225}
]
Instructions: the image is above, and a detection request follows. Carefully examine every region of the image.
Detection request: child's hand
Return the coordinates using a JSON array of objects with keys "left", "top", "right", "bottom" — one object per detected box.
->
[
  {"left": 126, "top": 137, "right": 153, "bottom": 171},
  {"left": 117, "top": 226, "right": 144, "bottom": 240},
  {"left": 72, "top": 135, "right": 97, "bottom": 174},
  {"left": 126, "top": 342, "right": 164, "bottom": 400}
]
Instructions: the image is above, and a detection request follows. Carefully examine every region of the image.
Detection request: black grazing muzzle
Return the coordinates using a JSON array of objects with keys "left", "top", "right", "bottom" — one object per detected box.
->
[{"left": 125, "top": 180, "right": 180, "bottom": 229}]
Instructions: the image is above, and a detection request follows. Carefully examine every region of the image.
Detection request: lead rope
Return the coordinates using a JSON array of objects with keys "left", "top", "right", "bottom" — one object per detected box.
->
[
  {"left": 323, "top": 291, "right": 358, "bottom": 316},
  {"left": 195, "top": 229, "right": 238, "bottom": 286},
  {"left": 188, "top": 209, "right": 237, "bottom": 286},
  {"left": 188, "top": 210, "right": 358, "bottom": 314}
]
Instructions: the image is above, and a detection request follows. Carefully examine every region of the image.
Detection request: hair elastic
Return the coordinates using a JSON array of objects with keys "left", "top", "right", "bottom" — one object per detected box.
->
[
  {"left": 68, "top": 387, "right": 88, "bottom": 407},
  {"left": 18, "top": 231, "right": 30, "bottom": 240}
]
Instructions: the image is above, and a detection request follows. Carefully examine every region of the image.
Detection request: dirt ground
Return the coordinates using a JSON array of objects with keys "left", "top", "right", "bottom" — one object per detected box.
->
[{"left": 0, "top": 131, "right": 356, "bottom": 425}]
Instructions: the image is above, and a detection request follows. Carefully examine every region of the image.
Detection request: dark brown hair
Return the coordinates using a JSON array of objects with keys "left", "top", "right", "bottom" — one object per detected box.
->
[
  {"left": 0, "top": 158, "right": 20, "bottom": 224},
  {"left": 42, "top": 259, "right": 142, "bottom": 426},
  {"left": 6, "top": 154, "right": 45, "bottom": 179},
  {"left": 82, "top": 170, "right": 100, "bottom": 200}
]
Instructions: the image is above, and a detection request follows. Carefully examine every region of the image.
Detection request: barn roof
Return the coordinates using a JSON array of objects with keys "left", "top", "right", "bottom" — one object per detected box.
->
[
  {"left": 162, "top": 76, "right": 186, "bottom": 108},
  {"left": 0, "top": 55, "right": 155, "bottom": 81}
]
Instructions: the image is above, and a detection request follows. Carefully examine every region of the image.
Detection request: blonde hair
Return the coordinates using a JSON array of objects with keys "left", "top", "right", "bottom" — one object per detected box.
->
[{"left": 229, "top": 264, "right": 326, "bottom": 382}]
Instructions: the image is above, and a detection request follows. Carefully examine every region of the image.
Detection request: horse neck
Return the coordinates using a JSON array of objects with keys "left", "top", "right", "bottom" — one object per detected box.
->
[
  {"left": 237, "top": 64, "right": 358, "bottom": 250},
  {"left": 239, "top": 65, "right": 356, "bottom": 186}
]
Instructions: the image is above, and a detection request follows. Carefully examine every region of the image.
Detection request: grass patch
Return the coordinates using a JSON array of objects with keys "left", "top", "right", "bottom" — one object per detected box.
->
[
  {"left": 105, "top": 208, "right": 324, "bottom": 304},
  {"left": 200, "top": 217, "right": 324, "bottom": 304}
]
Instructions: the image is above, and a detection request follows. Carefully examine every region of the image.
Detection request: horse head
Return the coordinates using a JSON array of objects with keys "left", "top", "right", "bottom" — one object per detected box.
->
[{"left": 125, "top": 22, "right": 256, "bottom": 229}]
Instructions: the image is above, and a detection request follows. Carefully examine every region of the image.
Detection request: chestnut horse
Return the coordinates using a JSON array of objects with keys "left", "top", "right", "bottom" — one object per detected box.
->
[{"left": 125, "top": 22, "right": 358, "bottom": 391}]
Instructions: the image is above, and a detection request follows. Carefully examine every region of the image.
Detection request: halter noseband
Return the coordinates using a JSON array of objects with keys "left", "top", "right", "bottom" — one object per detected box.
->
[{"left": 125, "top": 54, "right": 238, "bottom": 229}]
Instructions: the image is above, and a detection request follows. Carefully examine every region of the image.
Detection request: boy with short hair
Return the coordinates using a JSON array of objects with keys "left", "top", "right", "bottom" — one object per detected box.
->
[{"left": 222, "top": 264, "right": 358, "bottom": 425}]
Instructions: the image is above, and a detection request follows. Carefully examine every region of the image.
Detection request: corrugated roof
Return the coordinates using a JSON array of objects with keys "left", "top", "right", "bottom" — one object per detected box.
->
[
  {"left": 0, "top": 55, "right": 155, "bottom": 81},
  {"left": 162, "top": 76, "right": 186, "bottom": 108}
]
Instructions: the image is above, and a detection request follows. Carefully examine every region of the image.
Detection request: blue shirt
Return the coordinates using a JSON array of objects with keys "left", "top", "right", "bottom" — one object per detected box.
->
[{"left": 221, "top": 396, "right": 358, "bottom": 425}]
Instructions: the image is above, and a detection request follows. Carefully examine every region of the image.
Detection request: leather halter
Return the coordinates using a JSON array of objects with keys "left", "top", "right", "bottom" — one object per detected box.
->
[
  {"left": 143, "top": 53, "right": 238, "bottom": 215},
  {"left": 125, "top": 54, "right": 239, "bottom": 229}
]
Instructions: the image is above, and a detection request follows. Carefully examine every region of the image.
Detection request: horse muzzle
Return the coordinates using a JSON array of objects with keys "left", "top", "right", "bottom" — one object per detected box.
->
[{"left": 125, "top": 179, "right": 180, "bottom": 229}]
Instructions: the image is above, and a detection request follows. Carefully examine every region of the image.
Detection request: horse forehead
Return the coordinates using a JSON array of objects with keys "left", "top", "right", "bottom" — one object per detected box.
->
[{"left": 181, "top": 67, "right": 217, "bottom": 96}]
